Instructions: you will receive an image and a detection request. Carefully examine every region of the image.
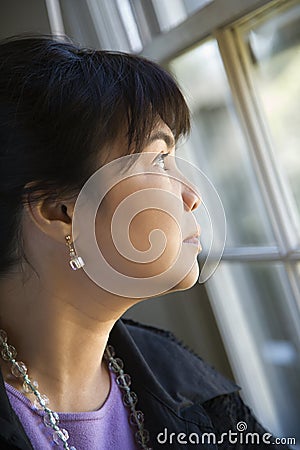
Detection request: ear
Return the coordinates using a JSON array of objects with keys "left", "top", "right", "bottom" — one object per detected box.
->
[{"left": 24, "top": 195, "right": 76, "bottom": 245}]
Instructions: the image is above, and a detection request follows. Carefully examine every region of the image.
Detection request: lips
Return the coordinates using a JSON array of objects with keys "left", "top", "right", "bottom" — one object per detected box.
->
[
  {"left": 183, "top": 236, "right": 199, "bottom": 244},
  {"left": 183, "top": 235, "right": 202, "bottom": 254},
  {"left": 183, "top": 224, "right": 201, "bottom": 243},
  {"left": 183, "top": 223, "right": 202, "bottom": 253}
]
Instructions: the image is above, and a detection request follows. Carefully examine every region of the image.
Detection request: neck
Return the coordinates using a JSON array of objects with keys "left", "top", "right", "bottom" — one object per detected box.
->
[{"left": 0, "top": 270, "right": 135, "bottom": 412}]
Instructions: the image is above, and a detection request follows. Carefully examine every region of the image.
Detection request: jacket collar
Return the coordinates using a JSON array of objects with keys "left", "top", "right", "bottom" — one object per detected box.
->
[{"left": 109, "top": 319, "right": 239, "bottom": 414}]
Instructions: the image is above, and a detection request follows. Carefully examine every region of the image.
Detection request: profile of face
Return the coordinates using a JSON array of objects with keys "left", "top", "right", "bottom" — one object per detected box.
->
[{"left": 74, "top": 121, "right": 201, "bottom": 299}]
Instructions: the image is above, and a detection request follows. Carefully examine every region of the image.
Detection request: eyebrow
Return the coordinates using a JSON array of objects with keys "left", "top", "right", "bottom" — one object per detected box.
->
[{"left": 146, "top": 131, "right": 176, "bottom": 149}]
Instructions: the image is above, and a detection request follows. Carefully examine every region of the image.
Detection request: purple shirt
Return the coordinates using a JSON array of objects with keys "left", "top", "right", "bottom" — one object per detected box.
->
[{"left": 5, "top": 370, "right": 138, "bottom": 449}]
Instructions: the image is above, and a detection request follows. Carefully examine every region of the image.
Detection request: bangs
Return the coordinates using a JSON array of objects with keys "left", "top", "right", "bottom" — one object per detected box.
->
[{"left": 89, "top": 51, "right": 191, "bottom": 153}]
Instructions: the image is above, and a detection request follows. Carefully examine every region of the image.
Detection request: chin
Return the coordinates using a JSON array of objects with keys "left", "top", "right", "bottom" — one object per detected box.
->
[{"left": 168, "top": 260, "right": 200, "bottom": 294}]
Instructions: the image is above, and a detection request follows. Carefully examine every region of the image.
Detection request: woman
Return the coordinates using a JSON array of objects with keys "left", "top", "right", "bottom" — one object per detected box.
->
[{"left": 0, "top": 35, "right": 289, "bottom": 450}]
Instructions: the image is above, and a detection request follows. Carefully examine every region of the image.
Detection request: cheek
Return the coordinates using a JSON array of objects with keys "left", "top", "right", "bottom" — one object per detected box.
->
[
  {"left": 129, "top": 209, "right": 182, "bottom": 252},
  {"left": 95, "top": 204, "right": 183, "bottom": 278},
  {"left": 93, "top": 174, "right": 185, "bottom": 279}
]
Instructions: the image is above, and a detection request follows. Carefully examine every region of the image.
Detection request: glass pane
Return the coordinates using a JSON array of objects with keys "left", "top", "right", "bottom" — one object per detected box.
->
[
  {"left": 115, "top": 0, "right": 143, "bottom": 52},
  {"left": 184, "top": 0, "right": 213, "bottom": 15},
  {"left": 170, "top": 40, "right": 276, "bottom": 248},
  {"left": 244, "top": 3, "right": 300, "bottom": 238},
  {"left": 136, "top": 0, "right": 213, "bottom": 33},
  {"left": 209, "top": 261, "right": 300, "bottom": 441}
]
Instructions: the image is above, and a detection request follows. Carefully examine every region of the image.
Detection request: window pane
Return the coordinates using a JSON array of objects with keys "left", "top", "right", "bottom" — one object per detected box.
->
[
  {"left": 170, "top": 40, "right": 276, "bottom": 248},
  {"left": 244, "top": 3, "right": 300, "bottom": 239},
  {"left": 208, "top": 261, "right": 300, "bottom": 440},
  {"left": 184, "top": 0, "right": 213, "bottom": 15},
  {"left": 152, "top": 0, "right": 213, "bottom": 32}
]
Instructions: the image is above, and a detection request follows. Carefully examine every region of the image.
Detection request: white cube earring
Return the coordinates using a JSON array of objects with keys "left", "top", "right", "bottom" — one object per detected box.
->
[{"left": 65, "top": 235, "right": 85, "bottom": 270}]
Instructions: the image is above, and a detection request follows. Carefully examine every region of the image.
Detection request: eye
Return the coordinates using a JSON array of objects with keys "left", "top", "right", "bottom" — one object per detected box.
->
[{"left": 153, "top": 153, "right": 169, "bottom": 171}]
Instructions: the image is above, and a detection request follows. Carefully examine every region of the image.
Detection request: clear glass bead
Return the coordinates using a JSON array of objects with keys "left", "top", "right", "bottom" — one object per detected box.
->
[
  {"left": 108, "top": 357, "right": 124, "bottom": 373},
  {"left": 0, "top": 330, "right": 7, "bottom": 345},
  {"left": 1, "top": 344, "right": 17, "bottom": 361},
  {"left": 69, "top": 447, "right": 77, "bottom": 450},
  {"left": 53, "top": 428, "right": 69, "bottom": 444},
  {"left": 69, "top": 256, "right": 85, "bottom": 270},
  {"left": 44, "top": 411, "right": 59, "bottom": 428},
  {"left": 22, "top": 379, "right": 38, "bottom": 394},
  {"left": 135, "top": 429, "right": 150, "bottom": 445},
  {"left": 11, "top": 361, "right": 27, "bottom": 377},
  {"left": 123, "top": 391, "right": 138, "bottom": 407},
  {"left": 104, "top": 345, "right": 115, "bottom": 360},
  {"left": 33, "top": 394, "right": 49, "bottom": 410},
  {"left": 116, "top": 373, "right": 131, "bottom": 389},
  {"left": 130, "top": 410, "right": 144, "bottom": 426}
]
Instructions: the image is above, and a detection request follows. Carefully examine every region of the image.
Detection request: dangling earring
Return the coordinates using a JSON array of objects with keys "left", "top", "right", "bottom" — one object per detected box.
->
[{"left": 65, "top": 235, "right": 85, "bottom": 270}]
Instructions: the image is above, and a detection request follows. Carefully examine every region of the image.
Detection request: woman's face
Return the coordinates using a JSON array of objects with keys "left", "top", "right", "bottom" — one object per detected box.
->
[{"left": 93, "top": 121, "right": 201, "bottom": 298}]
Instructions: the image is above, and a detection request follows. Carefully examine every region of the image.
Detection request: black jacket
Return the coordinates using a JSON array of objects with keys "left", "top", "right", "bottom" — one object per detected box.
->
[{"left": 0, "top": 319, "right": 289, "bottom": 449}]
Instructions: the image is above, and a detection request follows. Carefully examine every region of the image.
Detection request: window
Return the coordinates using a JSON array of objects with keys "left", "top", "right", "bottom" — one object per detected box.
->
[{"left": 169, "top": 1, "right": 300, "bottom": 442}]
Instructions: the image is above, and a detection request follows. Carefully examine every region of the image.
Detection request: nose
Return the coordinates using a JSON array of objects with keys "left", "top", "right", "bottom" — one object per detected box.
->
[{"left": 181, "top": 183, "right": 201, "bottom": 212}]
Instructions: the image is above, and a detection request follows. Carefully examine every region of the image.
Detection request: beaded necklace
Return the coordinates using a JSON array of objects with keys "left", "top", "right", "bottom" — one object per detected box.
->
[{"left": 0, "top": 329, "right": 152, "bottom": 450}]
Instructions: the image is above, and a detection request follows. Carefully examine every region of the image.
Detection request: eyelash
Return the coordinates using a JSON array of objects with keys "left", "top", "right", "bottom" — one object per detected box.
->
[{"left": 153, "top": 153, "right": 169, "bottom": 171}]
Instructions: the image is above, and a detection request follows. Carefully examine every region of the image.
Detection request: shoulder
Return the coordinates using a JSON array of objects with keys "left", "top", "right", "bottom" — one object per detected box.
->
[
  {"left": 120, "top": 320, "right": 289, "bottom": 449},
  {"left": 121, "top": 318, "right": 240, "bottom": 404}
]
